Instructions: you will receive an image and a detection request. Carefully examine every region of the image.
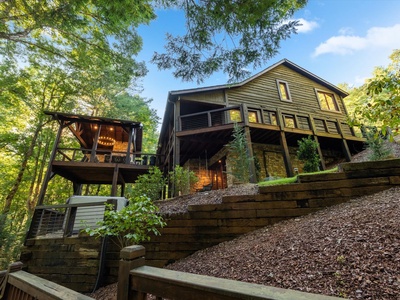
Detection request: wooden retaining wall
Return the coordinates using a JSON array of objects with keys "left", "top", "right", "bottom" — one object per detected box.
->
[
  {"left": 20, "top": 159, "right": 400, "bottom": 293},
  {"left": 142, "top": 159, "right": 400, "bottom": 267}
]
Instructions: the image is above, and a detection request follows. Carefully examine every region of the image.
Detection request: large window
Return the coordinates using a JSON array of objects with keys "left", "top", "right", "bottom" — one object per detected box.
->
[
  {"left": 316, "top": 90, "right": 340, "bottom": 112},
  {"left": 276, "top": 80, "right": 292, "bottom": 102},
  {"left": 229, "top": 109, "right": 242, "bottom": 122}
]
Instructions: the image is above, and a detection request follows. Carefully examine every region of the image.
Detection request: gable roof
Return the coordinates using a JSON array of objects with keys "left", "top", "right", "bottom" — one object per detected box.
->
[
  {"left": 159, "top": 59, "right": 348, "bottom": 141},
  {"left": 168, "top": 58, "right": 348, "bottom": 100}
]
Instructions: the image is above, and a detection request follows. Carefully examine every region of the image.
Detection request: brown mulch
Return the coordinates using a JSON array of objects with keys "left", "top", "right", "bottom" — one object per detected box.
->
[{"left": 88, "top": 141, "right": 400, "bottom": 300}]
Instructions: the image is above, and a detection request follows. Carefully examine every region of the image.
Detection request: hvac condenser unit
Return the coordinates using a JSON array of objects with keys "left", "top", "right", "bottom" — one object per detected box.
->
[{"left": 66, "top": 196, "right": 129, "bottom": 233}]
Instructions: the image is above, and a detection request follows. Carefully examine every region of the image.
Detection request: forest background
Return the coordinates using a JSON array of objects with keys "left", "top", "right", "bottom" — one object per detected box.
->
[{"left": 0, "top": 0, "right": 399, "bottom": 268}]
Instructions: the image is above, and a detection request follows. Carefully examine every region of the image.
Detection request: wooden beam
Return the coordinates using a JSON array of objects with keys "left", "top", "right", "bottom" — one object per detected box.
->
[
  {"left": 313, "top": 136, "right": 326, "bottom": 170},
  {"left": 279, "top": 131, "right": 294, "bottom": 177}
]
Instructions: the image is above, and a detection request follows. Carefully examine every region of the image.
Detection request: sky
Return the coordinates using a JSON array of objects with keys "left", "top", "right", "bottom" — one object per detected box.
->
[{"left": 136, "top": 0, "right": 400, "bottom": 124}]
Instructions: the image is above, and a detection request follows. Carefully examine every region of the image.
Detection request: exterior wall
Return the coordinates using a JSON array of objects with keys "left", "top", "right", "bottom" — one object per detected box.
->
[
  {"left": 227, "top": 64, "right": 347, "bottom": 121},
  {"left": 20, "top": 236, "right": 121, "bottom": 293},
  {"left": 184, "top": 159, "right": 212, "bottom": 192},
  {"left": 180, "top": 91, "right": 225, "bottom": 104}
]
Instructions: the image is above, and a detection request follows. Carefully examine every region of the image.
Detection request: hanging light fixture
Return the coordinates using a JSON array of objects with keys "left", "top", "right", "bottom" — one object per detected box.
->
[{"left": 98, "top": 136, "right": 115, "bottom": 146}]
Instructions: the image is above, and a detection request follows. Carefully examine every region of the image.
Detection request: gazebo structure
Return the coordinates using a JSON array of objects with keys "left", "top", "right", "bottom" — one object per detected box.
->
[{"left": 38, "top": 111, "right": 153, "bottom": 205}]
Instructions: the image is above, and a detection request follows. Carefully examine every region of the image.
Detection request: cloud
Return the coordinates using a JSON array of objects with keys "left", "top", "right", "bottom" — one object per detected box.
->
[
  {"left": 313, "top": 24, "right": 400, "bottom": 57},
  {"left": 295, "top": 18, "right": 319, "bottom": 33}
]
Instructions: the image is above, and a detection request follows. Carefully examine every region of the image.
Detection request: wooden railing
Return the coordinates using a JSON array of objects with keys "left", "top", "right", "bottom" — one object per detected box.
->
[
  {"left": 0, "top": 262, "right": 93, "bottom": 300},
  {"left": 178, "top": 104, "right": 357, "bottom": 138},
  {"left": 117, "top": 245, "right": 345, "bottom": 300},
  {"left": 55, "top": 147, "right": 157, "bottom": 165}
]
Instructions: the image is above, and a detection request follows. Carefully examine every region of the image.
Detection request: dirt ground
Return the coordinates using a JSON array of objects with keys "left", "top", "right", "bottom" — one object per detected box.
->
[{"left": 87, "top": 141, "right": 400, "bottom": 300}]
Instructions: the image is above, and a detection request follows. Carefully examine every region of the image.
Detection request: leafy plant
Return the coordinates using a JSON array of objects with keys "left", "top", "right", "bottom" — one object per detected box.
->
[
  {"left": 226, "top": 123, "right": 253, "bottom": 183},
  {"left": 131, "top": 167, "right": 166, "bottom": 201},
  {"left": 365, "top": 129, "right": 392, "bottom": 161},
  {"left": 297, "top": 136, "right": 320, "bottom": 173},
  {"left": 169, "top": 165, "right": 198, "bottom": 197},
  {"left": 84, "top": 195, "right": 166, "bottom": 249}
]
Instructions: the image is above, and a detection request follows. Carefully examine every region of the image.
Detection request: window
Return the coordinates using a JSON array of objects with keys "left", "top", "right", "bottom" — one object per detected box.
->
[
  {"left": 284, "top": 115, "right": 295, "bottom": 128},
  {"left": 270, "top": 113, "right": 277, "bottom": 125},
  {"left": 316, "top": 90, "right": 340, "bottom": 112},
  {"left": 248, "top": 110, "right": 259, "bottom": 123},
  {"left": 229, "top": 110, "right": 242, "bottom": 122},
  {"left": 276, "top": 80, "right": 292, "bottom": 102}
]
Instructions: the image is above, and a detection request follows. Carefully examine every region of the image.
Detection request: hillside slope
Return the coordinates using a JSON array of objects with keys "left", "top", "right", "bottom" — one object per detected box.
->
[
  {"left": 166, "top": 187, "right": 400, "bottom": 299},
  {"left": 89, "top": 141, "right": 400, "bottom": 300}
]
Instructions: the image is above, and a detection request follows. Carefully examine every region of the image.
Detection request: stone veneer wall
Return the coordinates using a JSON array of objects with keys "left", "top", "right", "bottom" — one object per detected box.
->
[{"left": 21, "top": 159, "right": 400, "bottom": 293}]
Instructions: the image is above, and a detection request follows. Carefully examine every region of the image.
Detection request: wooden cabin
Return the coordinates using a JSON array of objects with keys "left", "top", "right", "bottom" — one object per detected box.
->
[{"left": 157, "top": 59, "right": 365, "bottom": 189}]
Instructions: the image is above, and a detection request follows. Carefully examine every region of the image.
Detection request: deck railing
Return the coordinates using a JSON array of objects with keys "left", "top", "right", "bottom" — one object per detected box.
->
[
  {"left": 178, "top": 104, "right": 356, "bottom": 137},
  {"left": 117, "top": 245, "right": 346, "bottom": 300},
  {"left": 55, "top": 148, "right": 157, "bottom": 165},
  {"left": 0, "top": 262, "right": 93, "bottom": 300}
]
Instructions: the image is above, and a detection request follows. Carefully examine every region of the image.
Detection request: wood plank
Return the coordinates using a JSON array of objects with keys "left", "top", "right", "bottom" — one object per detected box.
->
[
  {"left": 130, "top": 266, "right": 343, "bottom": 300},
  {"left": 7, "top": 271, "right": 94, "bottom": 300}
]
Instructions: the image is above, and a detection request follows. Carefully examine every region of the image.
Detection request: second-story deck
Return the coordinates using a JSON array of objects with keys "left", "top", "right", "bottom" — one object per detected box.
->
[
  {"left": 160, "top": 104, "right": 365, "bottom": 168},
  {"left": 38, "top": 112, "right": 157, "bottom": 204}
]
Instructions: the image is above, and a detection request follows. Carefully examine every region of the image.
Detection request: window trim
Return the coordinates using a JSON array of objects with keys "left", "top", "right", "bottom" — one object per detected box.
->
[
  {"left": 276, "top": 80, "right": 292, "bottom": 102},
  {"left": 315, "top": 89, "right": 341, "bottom": 113},
  {"left": 248, "top": 109, "right": 261, "bottom": 123}
]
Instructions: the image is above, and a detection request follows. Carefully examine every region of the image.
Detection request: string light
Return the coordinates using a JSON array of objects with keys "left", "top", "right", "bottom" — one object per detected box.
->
[{"left": 98, "top": 136, "right": 115, "bottom": 146}]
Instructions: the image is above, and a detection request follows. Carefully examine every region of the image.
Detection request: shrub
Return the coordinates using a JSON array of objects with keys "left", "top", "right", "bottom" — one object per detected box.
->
[
  {"left": 226, "top": 123, "right": 253, "bottom": 183},
  {"left": 131, "top": 166, "right": 166, "bottom": 201},
  {"left": 169, "top": 165, "right": 198, "bottom": 197},
  {"left": 365, "top": 129, "right": 392, "bottom": 161},
  {"left": 297, "top": 136, "right": 320, "bottom": 173},
  {"left": 84, "top": 195, "right": 166, "bottom": 249}
]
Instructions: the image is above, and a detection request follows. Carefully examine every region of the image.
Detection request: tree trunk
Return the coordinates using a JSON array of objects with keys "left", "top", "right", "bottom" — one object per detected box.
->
[{"left": 2, "top": 124, "right": 42, "bottom": 215}]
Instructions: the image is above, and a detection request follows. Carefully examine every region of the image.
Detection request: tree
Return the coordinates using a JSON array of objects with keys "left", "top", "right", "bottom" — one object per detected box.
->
[
  {"left": 1, "top": 0, "right": 306, "bottom": 85},
  {"left": 131, "top": 167, "right": 166, "bottom": 201},
  {"left": 169, "top": 165, "right": 198, "bottom": 197},
  {"left": 0, "top": 0, "right": 152, "bottom": 81},
  {"left": 226, "top": 123, "right": 253, "bottom": 183},
  {"left": 152, "top": 0, "right": 307, "bottom": 83},
  {"left": 297, "top": 136, "right": 320, "bottom": 173},
  {"left": 348, "top": 50, "right": 400, "bottom": 138},
  {"left": 103, "top": 92, "right": 160, "bottom": 153}
]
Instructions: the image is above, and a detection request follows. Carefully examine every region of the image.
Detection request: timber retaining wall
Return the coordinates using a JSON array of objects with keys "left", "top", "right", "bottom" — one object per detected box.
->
[{"left": 20, "top": 159, "right": 400, "bottom": 293}]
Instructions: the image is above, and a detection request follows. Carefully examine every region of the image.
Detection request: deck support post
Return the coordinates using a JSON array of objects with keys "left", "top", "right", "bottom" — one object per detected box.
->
[{"left": 118, "top": 245, "right": 146, "bottom": 300}]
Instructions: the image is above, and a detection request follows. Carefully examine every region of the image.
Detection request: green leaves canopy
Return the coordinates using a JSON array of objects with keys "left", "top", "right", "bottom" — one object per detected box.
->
[{"left": 152, "top": 0, "right": 307, "bottom": 83}]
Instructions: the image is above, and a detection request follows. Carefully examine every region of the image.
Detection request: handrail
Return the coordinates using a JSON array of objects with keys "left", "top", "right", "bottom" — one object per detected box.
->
[
  {"left": 118, "top": 245, "right": 346, "bottom": 300},
  {"left": 0, "top": 262, "right": 93, "bottom": 300}
]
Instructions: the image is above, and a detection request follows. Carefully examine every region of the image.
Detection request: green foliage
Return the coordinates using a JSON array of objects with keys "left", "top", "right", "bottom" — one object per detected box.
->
[
  {"left": 348, "top": 50, "right": 400, "bottom": 138},
  {"left": 169, "top": 165, "right": 198, "bottom": 197},
  {"left": 131, "top": 167, "right": 166, "bottom": 201},
  {"left": 226, "top": 123, "right": 252, "bottom": 183},
  {"left": 152, "top": 0, "right": 307, "bottom": 83},
  {"left": 84, "top": 195, "right": 166, "bottom": 250},
  {"left": 297, "top": 136, "right": 320, "bottom": 173},
  {"left": 365, "top": 129, "right": 392, "bottom": 161}
]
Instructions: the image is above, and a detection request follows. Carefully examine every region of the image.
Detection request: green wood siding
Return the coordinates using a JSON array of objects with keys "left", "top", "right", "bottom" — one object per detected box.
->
[{"left": 226, "top": 65, "right": 347, "bottom": 121}]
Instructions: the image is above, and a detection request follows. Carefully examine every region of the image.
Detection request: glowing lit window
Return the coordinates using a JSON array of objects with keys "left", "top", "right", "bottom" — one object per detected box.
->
[
  {"left": 248, "top": 111, "right": 258, "bottom": 123},
  {"left": 270, "top": 113, "right": 277, "bottom": 125},
  {"left": 277, "top": 80, "right": 292, "bottom": 102},
  {"left": 316, "top": 90, "right": 340, "bottom": 112},
  {"left": 229, "top": 110, "right": 242, "bottom": 122},
  {"left": 284, "top": 115, "right": 295, "bottom": 128}
]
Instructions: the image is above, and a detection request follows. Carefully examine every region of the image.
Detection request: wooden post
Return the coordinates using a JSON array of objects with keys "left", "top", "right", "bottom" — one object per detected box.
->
[
  {"left": 313, "top": 136, "right": 326, "bottom": 170},
  {"left": 118, "top": 245, "right": 146, "bottom": 300}
]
